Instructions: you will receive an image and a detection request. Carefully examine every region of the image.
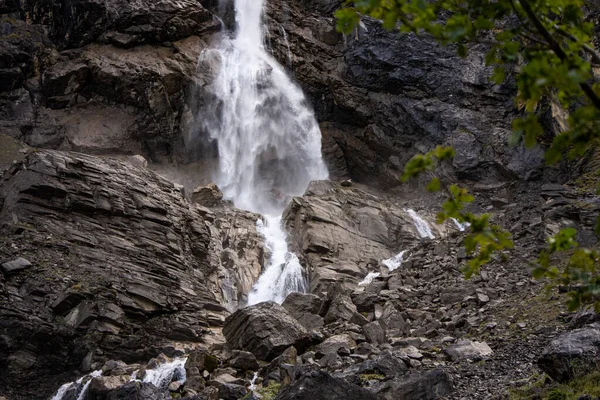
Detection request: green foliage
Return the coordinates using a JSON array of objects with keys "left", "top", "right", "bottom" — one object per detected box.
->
[
  {"left": 510, "top": 371, "right": 600, "bottom": 399},
  {"left": 254, "top": 382, "right": 281, "bottom": 400},
  {"left": 336, "top": 0, "right": 600, "bottom": 311}
]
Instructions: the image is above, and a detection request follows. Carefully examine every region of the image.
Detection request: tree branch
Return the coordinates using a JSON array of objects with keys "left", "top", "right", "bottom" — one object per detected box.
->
[{"left": 519, "top": 0, "right": 600, "bottom": 110}]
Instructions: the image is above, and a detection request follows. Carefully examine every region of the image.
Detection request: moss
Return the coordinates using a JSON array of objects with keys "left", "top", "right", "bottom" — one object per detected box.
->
[
  {"left": 510, "top": 371, "right": 600, "bottom": 400},
  {"left": 359, "top": 373, "right": 386, "bottom": 384},
  {"left": 254, "top": 382, "right": 281, "bottom": 400}
]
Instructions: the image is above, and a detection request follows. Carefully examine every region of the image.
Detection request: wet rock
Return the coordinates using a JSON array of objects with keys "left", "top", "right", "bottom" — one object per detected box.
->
[
  {"left": 87, "top": 376, "right": 130, "bottom": 399},
  {"left": 538, "top": 323, "right": 600, "bottom": 382},
  {"left": 275, "top": 370, "right": 380, "bottom": 400},
  {"left": 223, "top": 302, "right": 309, "bottom": 361},
  {"left": 1, "top": 257, "right": 31, "bottom": 275},
  {"left": 229, "top": 350, "right": 259, "bottom": 371},
  {"left": 446, "top": 340, "right": 493, "bottom": 361},
  {"left": 192, "top": 183, "right": 224, "bottom": 207}
]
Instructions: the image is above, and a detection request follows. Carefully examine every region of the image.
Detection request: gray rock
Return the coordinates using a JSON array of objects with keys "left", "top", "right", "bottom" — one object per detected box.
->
[
  {"left": 363, "top": 321, "right": 387, "bottom": 345},
  {"left": 223, "top": 302, "right": 309, "bottom": 361},
  {"left": 538, "top": 323, "right": 600, "bottom": 382},
  {"left": 1, "top": 257, "right": 31, "bottom": 275},
  {"left": 317, "top": 334, "right": 357, "bottom": 355},
  {"left": 191, "top": 183, "right": 224, "bottom": 207},
  {"left": 446, "top": 340, "right": 493, "bottom": 361}
]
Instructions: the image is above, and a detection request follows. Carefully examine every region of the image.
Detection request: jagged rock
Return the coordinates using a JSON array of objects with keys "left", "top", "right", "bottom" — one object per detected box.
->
[
  {"left": 223, "top": 302, "right": 309, "bottom": 361},
  {"left": 24, "top": 0, "right": 218, "bottom": 49},
  {"left": 229, "top": 351, "right": 259, "bottom": 371},
  {"left": 317, "top": 334, "right": 357, "bottom": 355},
  {"left": 1, "top": 257, "right": 31, "bottom": 275},
  {"left": 282, "top": 292, "right": 324, "bottom": 330},
  {"left": 375, "top": 369, "right": 453, "bottom": 400},
  {"left": 95, "top": 381, "right": 170, "bottom": 400},
  {"left": 446, "top": 340, "right": 493, "bottom": 361},
  {"left": 0, "top": 150, "right": 242, "bottom": 397},
  {"left": 363, "top": 321, "right": 387, "bottom": 345},
  {"left": 538, "top": 323, "right": 600, "bottom": 382},
  {"left": 274, "top": 370, "right": 380, "bottom": 400},
  {"left": 324, "top": 294, "right": 360, "bottom": 324},
  {"left": 192, "top": 183, "right": 224, "bottom": 207}
]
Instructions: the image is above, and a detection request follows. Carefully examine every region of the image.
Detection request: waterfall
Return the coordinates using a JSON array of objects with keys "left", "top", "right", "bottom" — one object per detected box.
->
[
  {"left": 382, "top": 250, "right": 408, "bottom": 271},
  {"left": 200, "top": 0, "right": 328, "bottom": 305},
  {"left": 451, "top": 217, "right": 470, "bottom": 232},
  {"left": 359, "top": 271, "right": 381, "bottom": 285},
  {"left": 405, "top": 209, "right": 435, "bottom": 239},
  {"left": 141, "top": 358, "right": 187, "bottom": 390},
  {"left": 50, "top": 370, "right": 102, "bottom": 400}
]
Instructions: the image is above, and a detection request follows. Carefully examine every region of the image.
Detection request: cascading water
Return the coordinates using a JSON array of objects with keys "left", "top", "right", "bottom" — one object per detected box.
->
[
  {"left": 201, "top": 0, "right": 328, "bottom": 305},
  {"left": 405, "top": 209, "right": 435, "bottom": 239}
]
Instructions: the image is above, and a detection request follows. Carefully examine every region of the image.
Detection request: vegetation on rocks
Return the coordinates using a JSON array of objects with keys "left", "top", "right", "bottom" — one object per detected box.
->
[{"left": 511, "top": 371, "right": 600, "bottom": 399}]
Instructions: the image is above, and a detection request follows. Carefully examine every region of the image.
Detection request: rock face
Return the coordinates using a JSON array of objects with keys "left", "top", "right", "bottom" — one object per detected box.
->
[
  {"left": 223, "top": 302, "right": 310, "bottom": 361},
  {"left": 0, "top": 150, "right": 262, "bottom": 398},
  {"left": 283, "top": 181, "right": 452, "bottom": 293},
  {"left": 538, "top": 323, "right": 600, "bottom": 382},
  {"left": 265, "top": 0, "right": 545, "bottom": 187}
]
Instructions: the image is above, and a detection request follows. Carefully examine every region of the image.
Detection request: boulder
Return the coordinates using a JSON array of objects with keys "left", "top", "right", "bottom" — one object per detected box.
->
[
  {"left": 376, "top": 369, "right": 453, "bottom": 400},
  {"left": 1, "top": 257, "right": 32, "bottom": 275},
  {"left": 87, "top": 376, "right": 130, "bottom": 400},
  {"left": 317, "top": 334, "right": 357, "bottom": 355},
  {"left": 363, "top": 321, "right": 387, "bottom": 345},
  {"left": 274, "top": 370, "right": 380, "bottom": 400},
  {"left": 282, "top": 292, "right": 324, "bottom": 330},
  {"left": 185, "top": 351, "right": 219, "bottom": 374},
  {"left": 445, "top": 340, "right": 493, "bottom": 361},
  {"left": 324, "top": 294, "right": 359, "bottom": 325},
  {"left": 223, "top": 302, "right": 309, "bottom": 361},
  {"left": 229, "top": 351, "right": 259, "bottom": 371},
  {"left": 538, "top": 323, "right": 600, "bottom": 382}
]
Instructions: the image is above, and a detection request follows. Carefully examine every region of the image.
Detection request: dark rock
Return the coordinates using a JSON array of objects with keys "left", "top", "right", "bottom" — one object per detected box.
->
[
  {"left": 538, "top": 323, "right": 600, "bottom": 382},
  {"left": 1, "top": 257, "right": 31, "bottom": 275},
  {"left": 376, "top": 369, "right": 453, "bottom": 400},
  {"left": 229, "top": 350, "right": 259, "bottom": 371},
  {"left": 103, "top": 381, "right": 170, "bottom": 400},
  {"left": 217, "top": 383, "right": 247, "bottom": 400},
  {"left": 223, "top": 302, "right": 309, "bottom": 361},
  {"left": 282, "top": 292, "right": 324, "bottom": 330},
  {"left": 274, "top": 370, "right": 380, "bottom": 400}
]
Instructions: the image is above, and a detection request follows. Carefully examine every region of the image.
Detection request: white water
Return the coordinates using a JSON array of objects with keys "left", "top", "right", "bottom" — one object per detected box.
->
[
  {"left": 405, "top": 209, "right": 435, "bottom": 239},
  {"left": 451, "top": 218, "right": 470, "bottom": 232},
  {"left": 248, "top": 216, "right": 308, "bottom": 304},
  {"left": 50, "top": 370, "right": 102, "bottom": 400},
  {"left": 202, "top": 0, "right": 328, "bottom": 305},
  {"left": 382, "top": 250, "right": 409, "bottom": 271},
  {"left": 358, "top": 271, "right": 381, "bottom": 285},
  {"left": 142, "top": 358, "right": 187, "bottom": 390},
  {"left": 249, "top": 371, "right": 259, "bottom": 391}
]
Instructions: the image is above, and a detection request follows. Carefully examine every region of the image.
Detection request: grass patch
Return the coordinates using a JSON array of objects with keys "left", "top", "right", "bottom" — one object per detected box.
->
[
  {"left": 251, "top": 381, "right": 281, "bottom": 400},
  {"left": 510, "top": 371, "right": 600, "bottom": 399},
  {"left": 360, "top": 373, "right": 386, "bottom": 384}
]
